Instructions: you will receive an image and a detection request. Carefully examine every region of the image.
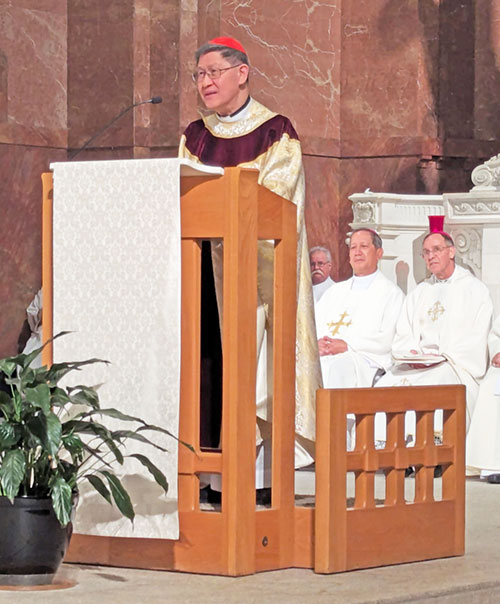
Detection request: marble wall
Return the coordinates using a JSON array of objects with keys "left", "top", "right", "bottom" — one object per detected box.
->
[
  {"left": 0, "top": 1, "right": 67, "bottom": 355},
  {"left": 2, "top": 0, "right": 500, "bottom": 355}
]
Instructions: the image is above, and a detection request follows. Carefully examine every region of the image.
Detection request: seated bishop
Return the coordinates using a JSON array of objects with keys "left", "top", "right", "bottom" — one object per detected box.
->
[
  {"left": 315, "top": 228, "right": 405, "bottom": 430},
  {"left": 375, "top": 217, "right": 494, "bottom": 443}
]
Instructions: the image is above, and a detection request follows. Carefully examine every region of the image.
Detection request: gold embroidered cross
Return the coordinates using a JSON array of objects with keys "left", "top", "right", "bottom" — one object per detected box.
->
[
  {"left": 427, "top": 301, "right": 445, "bottom": 322},
  {"left": 327, "top": 311, "right": 352, "bottom": 336}
]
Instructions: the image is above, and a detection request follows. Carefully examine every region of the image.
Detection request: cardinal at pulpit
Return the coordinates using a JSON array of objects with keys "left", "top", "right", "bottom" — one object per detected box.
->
[{"left": 179, "top": 36, "right": 321, "bottom": 486}]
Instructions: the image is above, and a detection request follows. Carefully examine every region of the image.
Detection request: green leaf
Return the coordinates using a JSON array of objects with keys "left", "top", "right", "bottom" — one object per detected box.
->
[
  {"left": 62, "top": 420, "right": 124, "bottom": 465},
  {"left": 111, "top": 430, "right": 169, "bottom": 452},
  {"left": 18, "top": 367, "right": 36, "bottom": 388},
  {"left": 27, "top": 411, "right": 62, "bottom": 457},
  {"left": 0, "top": 422, "right": 20, "bottom": 448},
  {"left": 62, "top": 433, "right": 84, "bottom": 462},
  {"left": 57, "top": 459, "right": 78, "bottom": 488},
  {"left": 0, "top": 449, "right": 25, "bottom": 500},
  {"left": 80, "top": 441, "right": 114, "bottom": 469},
  {"left": 100, "top": 470, "right": 134, "bottom": 522},
  {"left": 0, "top": 360, "right": 17, "bottom": 377},
  {"left": 62, "top": 419, "right": 111, "bottom": 439},
  {"left": 45, "top": 413, "right": 63, "bottom": 455},
  {"left": 5, "top": 376, "right": 21, "bottom": 392},
  {"left": 61, "top": 419, "right": 97, "bottom": 434},
  {"left": 137, "top": 424, "right": 194, "bottom": 452},
  {"left": 7, "top": 331, "right": 73, "bottom": 372},
  {"left": 24, "top": 384, "right": 51, "bottom": 414},
  {"left": 129, "top": 454, "right": 169, "bottom": 495},
  {"left": 87, "top": 407, "right": 147, "bottom": 424},
  {"left": 48, "top": 387, "right": 72, "bottom": 407},
  {"left": 102, "top": 436, "right": 124, "bottom": 465},
  {"left": 46, "top": 358, "right": 109, "bottom": 386},
  {"left": 51, "top": 476, "right": 73, "bottom": 526},
  {"left": 67, "top": 385, "right": 100, "bottom": 409},
  {"left": 85, "top": 474, "right": 112, "bottom": 505},
  {"left": 0, "top": 391, "right": 13, "bottom": 419}
]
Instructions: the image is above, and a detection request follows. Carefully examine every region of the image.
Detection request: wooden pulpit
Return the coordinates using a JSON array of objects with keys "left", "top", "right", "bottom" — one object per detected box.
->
[{"left": 42, "top": 164, "right": 297, "bottom": 576}]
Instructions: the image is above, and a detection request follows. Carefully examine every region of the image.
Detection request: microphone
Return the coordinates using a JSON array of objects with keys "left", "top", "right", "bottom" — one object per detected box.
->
[{"left": 69, "top": 96, "right": 163, "bottom": 160}]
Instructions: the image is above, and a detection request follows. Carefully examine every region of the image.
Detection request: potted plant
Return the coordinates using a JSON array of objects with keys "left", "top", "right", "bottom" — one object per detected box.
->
[{"left": 0, "top": 332, "right": 184, "bottom": 583}]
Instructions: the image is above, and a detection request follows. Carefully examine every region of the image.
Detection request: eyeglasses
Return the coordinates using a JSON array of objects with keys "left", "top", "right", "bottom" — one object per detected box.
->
[
  {"left": 421, "top": 245, "right": 452, "bottom": 258},
  {"left": 192, "top": 64, "right": 242, "bottom": 83},
  {"left": 311, "top": 261, "right": 331, "bottom": 268}
]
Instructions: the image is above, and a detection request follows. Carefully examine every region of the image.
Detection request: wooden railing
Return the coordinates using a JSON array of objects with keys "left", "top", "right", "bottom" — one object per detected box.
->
[{"left": 314, "top": 385, "right": 466, "bottom": 573}]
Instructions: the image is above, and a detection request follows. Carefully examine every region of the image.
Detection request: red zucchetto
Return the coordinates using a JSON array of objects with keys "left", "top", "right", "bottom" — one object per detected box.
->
[
  {"left": 428, "top": 215, "right": 445, "bottom": 233},
  {"left": 209, "top": 36, "right": 247, "bottom": 56}
]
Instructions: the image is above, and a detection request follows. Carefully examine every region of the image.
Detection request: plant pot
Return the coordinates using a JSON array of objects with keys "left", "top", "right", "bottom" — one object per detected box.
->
[{"left": 0, "top": 495, "right": 75, "bottom": 585}]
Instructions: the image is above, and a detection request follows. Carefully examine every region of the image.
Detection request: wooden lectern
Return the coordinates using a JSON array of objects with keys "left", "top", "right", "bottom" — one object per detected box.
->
[{"left": 42, "top": 166, "right": 298, "bottom": 576}]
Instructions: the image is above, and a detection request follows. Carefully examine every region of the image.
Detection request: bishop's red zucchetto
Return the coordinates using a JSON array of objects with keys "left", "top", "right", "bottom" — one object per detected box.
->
[{"left": 209, "top": 36, "right": 247, "bottom": 56}]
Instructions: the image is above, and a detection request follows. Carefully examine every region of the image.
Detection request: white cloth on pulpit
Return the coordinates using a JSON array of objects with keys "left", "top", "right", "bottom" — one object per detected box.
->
[
  {"left": 467, "top": 315, "right": 500, "bottom": 474},
  {"left": 375, "top": 264, "right": 493, "bottom": 442},
  {"left": 50, "top": 158, "right": 222, "bottom": 540}
]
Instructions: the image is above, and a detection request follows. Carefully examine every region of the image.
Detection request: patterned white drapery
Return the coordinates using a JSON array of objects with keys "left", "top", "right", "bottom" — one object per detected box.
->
[{"left": 51, "top": 158, "right": 222, "bottom": 540}]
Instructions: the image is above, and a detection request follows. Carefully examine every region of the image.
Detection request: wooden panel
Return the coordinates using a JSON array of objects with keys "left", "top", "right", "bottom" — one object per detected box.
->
[
  {"left": 343, "top": 385, "right": 466, "bottom": 413},
  {"left": 442, "top": 388, "right": 466, "bottom": 555},
  {"left": 67, "top": 512, "right": 225, "bottom": 574},
  {"left": 218, "top": 168, "right": 259, "bottom": 575},
  {"left": 254, "top": 510, "right": 287, "bottom": 571},
  {"left": 178, "top": 238, "right": 202, "bottom": 479},
  {"left": 257, "top": 187, "right": 285, "bottom": 240},
  {"left": 270, "top": 196, "right": 297, "bottom": 567},
  {"left": 314, "top": 389, "right": 347, "bottom": 573},
  {"left": 41, "top": 172, "right": 54, "bottom": 366},
  {"left": 345, "top": 502, "right": 459, "bottom": 569},
  {"left": 293, "top": 507, "right": 315, "bottom": 568}
]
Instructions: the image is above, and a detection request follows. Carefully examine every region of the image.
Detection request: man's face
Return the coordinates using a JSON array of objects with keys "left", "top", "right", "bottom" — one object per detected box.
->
[
  {"left": 196, "top": 51, "right": 249, "bottom": 116},
  {"left": 310, "top": 251, "right": 332, "bottom": 285},
  {"left": 422, "top": 233, "right": 455, "bottom": 279},
  {"left": 348, "top": 231, "right": 382, "bottom": 277}
]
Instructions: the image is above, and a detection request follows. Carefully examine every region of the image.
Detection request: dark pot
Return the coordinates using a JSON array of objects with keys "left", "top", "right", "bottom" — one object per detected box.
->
[{"left": 0, "top": 495, "right": 74, "bottom": 580}]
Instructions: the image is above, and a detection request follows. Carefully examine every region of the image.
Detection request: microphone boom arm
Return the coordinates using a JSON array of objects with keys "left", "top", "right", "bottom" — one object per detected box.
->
[{"left": 68, "top": 97, "right": 162, "bottom": 160}]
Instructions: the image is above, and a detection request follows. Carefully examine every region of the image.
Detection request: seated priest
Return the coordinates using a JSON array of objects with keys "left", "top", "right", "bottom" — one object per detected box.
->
[
  {"left": 315, "top": 228, "right": 405, "bottom": 449},
  {"left": 375, "top": 217, "right": 494, "bottom": 443},
  {"left": 310, "top": 246, "right": 335, "bottom": 303},
  {"left": 179, "top": 36, "right": 321, "bottom": 496},
  {"left": 466, "top": 314, "right": 500, "bottom": 483}
]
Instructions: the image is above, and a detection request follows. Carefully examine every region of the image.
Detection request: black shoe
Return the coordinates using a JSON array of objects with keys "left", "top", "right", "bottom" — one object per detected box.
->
[
  {"left": 200, "top": 486, "right": 209, "bottom": 503},
  {"left": 256, "top": 488, "right": 272, "bottom": 505},
  {"left": 487, "top": 473, "right": 500, "bottom": 484},
  {"left": 200, "top": 486, "right": 221, "bottom": 504},
  {"left": 434, "top": 465, "right": 443, "bottom": 478},
  {"left": 405, "top": 466, "right": 415, "bottom": 477}
]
